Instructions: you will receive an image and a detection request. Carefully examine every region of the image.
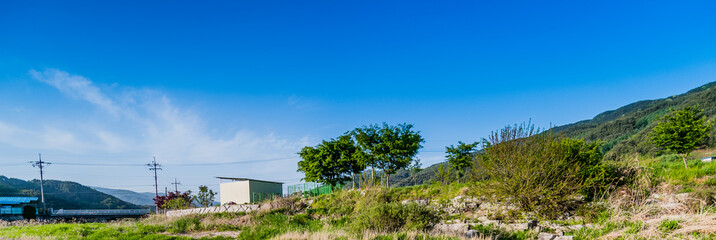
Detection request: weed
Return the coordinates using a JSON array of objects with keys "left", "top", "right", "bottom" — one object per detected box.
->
[{"left": 658, "top": 219, "right": 681, "bottom": 232}]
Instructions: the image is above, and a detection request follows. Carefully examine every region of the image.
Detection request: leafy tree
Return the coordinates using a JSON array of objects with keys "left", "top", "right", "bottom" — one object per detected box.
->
[
  {"left": 650, "top": 106, "right": 712, "bottom": 169},
  {"left": 445, "top": 141, "right": 479, "bottom": 183},
  {"left": 297, "top": 134, "right": 365, "bottom": 188},
  {"left": 352, "top": 123, "right": 424, "bottom": 188},
  {"left": 192, "top": 185, "right": 216, "bottom": 207}
]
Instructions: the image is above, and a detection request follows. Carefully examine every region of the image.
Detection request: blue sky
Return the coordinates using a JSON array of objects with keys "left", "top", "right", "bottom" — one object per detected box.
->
[{"left": 1, "top": 1, "right": 715, "bottom": 195}]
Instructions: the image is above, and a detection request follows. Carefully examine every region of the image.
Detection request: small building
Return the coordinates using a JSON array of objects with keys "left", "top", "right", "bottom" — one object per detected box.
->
[
  {"left": 702, "top": 156, "right": 713, "bottom": 162},
  {"left": 0, "top": 197, "right": 39, "bottom": 219},
  {"left": 217, "top": 177, "right": 283, "bottom": 205}
]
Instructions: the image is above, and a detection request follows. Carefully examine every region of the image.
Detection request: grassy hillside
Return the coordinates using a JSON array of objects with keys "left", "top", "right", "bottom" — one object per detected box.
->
[
  {"left": 0, "top": 176, "right": 141, "bottom": 209},
  {"left": 380, "top": 82, "right": 716, "bottom": 187},
  {"left": 554, "top": 81, "right": 716, "bottom": 159}
]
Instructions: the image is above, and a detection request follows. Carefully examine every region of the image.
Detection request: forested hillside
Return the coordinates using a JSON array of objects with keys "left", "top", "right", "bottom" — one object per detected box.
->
[
  {"left": 553, "top": 81, "right": 716, "bottom": 159},
  {"left": 0, "top": 176, "right": 141, "bottom": 209},
  {"left": 387, "top": 81, "right": 716, "bottom": 185}
]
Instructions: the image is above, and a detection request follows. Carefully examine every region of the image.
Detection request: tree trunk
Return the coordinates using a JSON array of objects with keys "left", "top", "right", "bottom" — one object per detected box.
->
[
  {"left": 386, "top": 173, "right": 390, "bottom": 188},
  {"left": 371, "top": 167, "right": 375, "bottom": 188},
  {"left": 683, "top": 154, "right": 689, "bottom": 169},
  {"left": 351, "top": 173, "right": 355, "bottom": 189}
]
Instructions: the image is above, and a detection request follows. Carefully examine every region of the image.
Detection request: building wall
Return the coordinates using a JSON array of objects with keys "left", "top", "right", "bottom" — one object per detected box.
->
[
  {"left": 219, "top": 181, "right": 250, "bottom": 205},
  {"left": 248, "top": 181, "right": 283, "bottom": 200}
]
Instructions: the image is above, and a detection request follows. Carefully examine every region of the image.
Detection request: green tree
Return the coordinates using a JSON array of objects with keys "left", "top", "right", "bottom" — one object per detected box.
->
[
  {"left": 409, "top": 159, "right": 422, "bottom": 186},
  {"left": 192, "top": 185, "right": 216, "bottom": 207},
  {"left": 352, "top": 123, "right": 424, "bottom": 188},
  {"left": 297, "top": 134, "right": 365, "bottom": 188},
  {"left": 650, "top": 106, "right": 712, "bottom": 169},
  {"left": 445, "top": 141, "right": 479, "bottom": 183}
]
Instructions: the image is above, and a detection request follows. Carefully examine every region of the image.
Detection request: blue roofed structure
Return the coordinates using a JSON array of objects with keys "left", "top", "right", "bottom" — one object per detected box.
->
[
  {"left": 0, "top": 197, "right": 38, "bottom": 205},
  {"left": 0, "top": 197, "right": 39, "bottom": 216}
]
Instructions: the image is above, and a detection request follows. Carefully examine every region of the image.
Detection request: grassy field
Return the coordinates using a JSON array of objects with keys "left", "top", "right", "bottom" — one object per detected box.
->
[{"left": 4, "top": 153, "right": 716, "bottom": 239}]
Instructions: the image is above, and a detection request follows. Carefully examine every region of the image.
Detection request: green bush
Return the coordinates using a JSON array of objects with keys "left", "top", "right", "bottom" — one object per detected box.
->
[
  {"left": 705, "top": 178, "right": 716, "bottom": 186},
  {"left": 239, "top": 209, "right": 323, "bottom": 239},
  {"left": 350, "top": 202, "right": 440, "bottom": 232},
  {"left": 479, "top": 123, "right": 605, "bottom": 217}
]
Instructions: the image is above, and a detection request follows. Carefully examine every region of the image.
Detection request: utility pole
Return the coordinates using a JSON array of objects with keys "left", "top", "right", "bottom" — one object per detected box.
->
[
  {"left": 147, "top": 157, "right": 162, "bottom": 211},
  {"left": 171, "top": 178, "right": 181, "bottom": 193},
  {"left": 30, "top": 153, "right": 50, "bottom": 211}
]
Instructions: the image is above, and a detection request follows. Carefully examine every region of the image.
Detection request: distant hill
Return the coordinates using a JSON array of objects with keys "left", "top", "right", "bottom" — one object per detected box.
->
[
  {"left": 0, "top": 176, "right": 141, "bottom": 209},
  {"left": 553, "top": 81, "right": 716, "bottom": 159},
  {"left": 92, "top": 187, "right": 156, "bottom": 206}
]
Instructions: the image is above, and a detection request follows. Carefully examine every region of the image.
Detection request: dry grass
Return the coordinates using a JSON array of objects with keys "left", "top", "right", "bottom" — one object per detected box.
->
[{"left": 273, "top": 230, "right": 484, "bottom": 240}]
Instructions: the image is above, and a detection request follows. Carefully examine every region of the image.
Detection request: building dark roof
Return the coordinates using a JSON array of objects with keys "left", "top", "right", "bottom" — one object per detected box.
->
[
  {"left": 0, "top": 197, "right": 38, "bottom": 205},
  {"left": 216, "top": 177, "right": 283, "bottom": 185}
]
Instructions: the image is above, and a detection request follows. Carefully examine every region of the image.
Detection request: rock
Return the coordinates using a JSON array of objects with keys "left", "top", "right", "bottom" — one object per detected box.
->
[
  {"left": 554, "top": 236, "right": 573, "bottom": 240},
  {"left": 565, "top": 224, "right": 584, "bottom": 231},
  {"left": 433, "top": 223, "right": 469, "bottom": 234},
  {"left": 505, "top": 223, "right": 530, "bottom": 231},
  {"left": 464, "top": 229, "right": 479, "bottom": 238},
  {"left": 481, "top": 220, "right": 501, "bottom": 226},
  {"left": 538, "top": 233, "right": 557, "bottom": 240},
  {"left": 527, "top": 220, "right": 539, "bottom": 229}
]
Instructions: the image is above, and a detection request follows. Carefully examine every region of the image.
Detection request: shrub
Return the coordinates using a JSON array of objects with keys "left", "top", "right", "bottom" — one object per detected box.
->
[
  {"left": 478, "top": 123, "right": 604, "bottom": 218},
  {"left": 350, "top": 202, "right": 440, "bottom": 232},
  {"left": 658, "top": 219, "right": 681, "bottom": 232},
  {"left": 167, "top": 216, "right": 201, "bottom": 233}
]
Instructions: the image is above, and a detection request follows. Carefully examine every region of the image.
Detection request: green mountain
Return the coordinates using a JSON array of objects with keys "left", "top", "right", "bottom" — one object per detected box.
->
[
  {"left": 387, "top": 81, "right": 716, "bottom": 186},
  {"left": 553, "top": 81, "right": 716, "bottom": 159},
  {"left": 0, "top": 176, "right": 141, "bottom": 209}
]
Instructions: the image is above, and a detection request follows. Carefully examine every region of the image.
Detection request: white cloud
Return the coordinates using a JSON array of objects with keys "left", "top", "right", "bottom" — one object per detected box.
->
[
  {"left": 16, "top": 69, "right": 309, "bottom": 165},
  {"left": 30, "top": 69, "right": 120, "bottom": 115}
]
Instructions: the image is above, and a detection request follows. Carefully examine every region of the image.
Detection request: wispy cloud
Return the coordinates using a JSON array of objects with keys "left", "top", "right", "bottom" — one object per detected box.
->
[
  {"left": 287, "top": 95, "right": 319, "bottom": 110},
  {"left": 30, "top": 69, "right": 120, "bottom": 115},
  {"left": 15, "top": 69, "right": 310, "bottom": 165}
]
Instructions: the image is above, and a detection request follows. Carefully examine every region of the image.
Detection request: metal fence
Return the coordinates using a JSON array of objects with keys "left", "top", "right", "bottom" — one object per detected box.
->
[
  {"left": 250, "top": 192, "right": 281, "bottom": 203},
  {"left": 52, "top": 209, "right": 152, "bottom": 216},
  {"left": 286, "top": 182, "right": 342, "bottom": 198}
]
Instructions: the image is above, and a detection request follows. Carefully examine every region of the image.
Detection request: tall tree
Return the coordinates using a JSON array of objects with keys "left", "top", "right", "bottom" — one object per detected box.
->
[
  {"left": 297, "top": 134, "right": 365, "bottom": 188},
  {"left": 192, "top": 185, "right": 216, "bottom": 207},
  {"left": 445, "top": 141, "right": 479, "bottom": 183},
  {"left": 650, "top": 106, "right": 712, "bottom": 169},
  {"left": 352, "top": 123, "right": 424, "bottom": 188}
]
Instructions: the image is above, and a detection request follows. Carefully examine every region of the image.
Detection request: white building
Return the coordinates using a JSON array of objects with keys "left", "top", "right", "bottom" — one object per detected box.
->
[{"left": 217, "top": 177, "right": 283, "bottom": 205}]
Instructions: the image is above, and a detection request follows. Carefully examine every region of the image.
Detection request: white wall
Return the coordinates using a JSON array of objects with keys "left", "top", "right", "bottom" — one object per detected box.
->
[{"left": 219, "top": 181, "right": 250, "bottom": 204}]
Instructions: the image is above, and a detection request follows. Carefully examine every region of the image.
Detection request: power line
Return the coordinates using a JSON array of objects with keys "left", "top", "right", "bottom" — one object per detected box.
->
[
  {"left": 163, "top": 157, "right": 299, "bottom": 166},
  {"left": 52, "top": 162, "right": 141, "bottom": 166},
  {"left": 0, "top": 163, "right": 28, "bottom": 166},
  {"left": 15, "top": 156, "right": 300, "bottom": 167}
]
